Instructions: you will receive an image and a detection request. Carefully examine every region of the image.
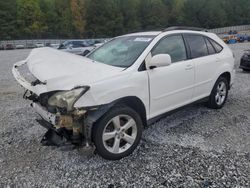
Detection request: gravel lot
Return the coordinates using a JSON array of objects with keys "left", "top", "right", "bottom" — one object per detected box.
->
[{"left": 0, "top": 44, "right": 250, "bottom": 187}]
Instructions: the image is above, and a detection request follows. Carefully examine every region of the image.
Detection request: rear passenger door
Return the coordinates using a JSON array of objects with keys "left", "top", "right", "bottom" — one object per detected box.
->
[{"left": 184, "top": 34, "right": 222, "bottom": 100}]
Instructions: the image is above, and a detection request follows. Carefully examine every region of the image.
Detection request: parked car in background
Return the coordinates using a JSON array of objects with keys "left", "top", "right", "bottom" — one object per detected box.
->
[
  {"left": 16, "top": 44, "right": 25, "bottom": 49},
  {"left": 5, "top": 44, "right": 14, "bottom": 50},
  {"left": 240, "top": 50, "right": 250, "bottom": 71},
  {"left": 26, "top": 43, "right": 35, "bottom": 49},
  {"left": 35, "top": 43, "right": 45, "bottom": 48},
  {"left": 46, "top": 42, "right": 60, "bottom": 49},
  {"left": 0, "top": 44, "right": 4, "bottom": 50},
  {"left": 82, "top": 42, "right": 104, "bottom": 56},
  {"left": 12, "top": 27, "right": 235, "bottom": 160},
  {"left": 94, "top": 42, "right": 103, "bottom": 48},
  {"left": 58, "top": 40, "right": 94, "bottom": 55},
  {"left": 50, "top": 43, "right": 60, "bottom": 49}
]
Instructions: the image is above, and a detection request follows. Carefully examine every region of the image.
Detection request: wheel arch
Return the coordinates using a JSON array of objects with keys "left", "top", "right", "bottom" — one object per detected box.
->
[
  {"left": 219, "top": 72, "right": 231, "bottom": 89},
  {"left": 86, "top": 96, "right": 147, "bottom": 144},
  {"left": 115, "top": 96, "right": 147, "bottom": 127}
]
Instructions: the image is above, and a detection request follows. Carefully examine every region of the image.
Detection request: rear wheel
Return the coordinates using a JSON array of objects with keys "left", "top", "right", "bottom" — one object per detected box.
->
[
  {"left": 93, "top": 106, "right": 143, "bottom": 160},
  {"left": 207, "top": 76, "right": 229, "bottom": 109}
]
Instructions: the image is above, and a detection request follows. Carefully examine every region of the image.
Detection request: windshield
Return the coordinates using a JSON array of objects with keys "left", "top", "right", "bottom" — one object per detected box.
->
[{"left": 88, "top": 36, "right": 154, "bottom": 67}]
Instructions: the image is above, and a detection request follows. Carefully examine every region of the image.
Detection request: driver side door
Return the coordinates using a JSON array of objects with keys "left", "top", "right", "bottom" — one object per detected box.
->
[{"left": 147, "top": 34, "right": 195, "bottom": 118}]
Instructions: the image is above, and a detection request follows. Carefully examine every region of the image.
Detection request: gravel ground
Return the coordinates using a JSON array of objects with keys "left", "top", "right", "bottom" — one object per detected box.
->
[{"left": 0, "top": 44, "right": 250, "bottom": 188}]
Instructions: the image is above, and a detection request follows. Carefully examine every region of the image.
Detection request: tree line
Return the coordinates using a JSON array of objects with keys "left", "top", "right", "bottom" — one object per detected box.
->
[{"left": 0, "top": 0, "right": 250, "bottom": 40}]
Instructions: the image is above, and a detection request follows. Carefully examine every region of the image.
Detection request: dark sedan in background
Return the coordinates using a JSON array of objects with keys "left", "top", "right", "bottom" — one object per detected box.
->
[{"left": 240, "top": 50, "right": 250, "bottom": 71}]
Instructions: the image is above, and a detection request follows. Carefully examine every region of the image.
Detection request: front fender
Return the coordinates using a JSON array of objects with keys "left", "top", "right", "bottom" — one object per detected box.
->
[{"left": 74, "top": 71, "right": 150, "bottom": 117}]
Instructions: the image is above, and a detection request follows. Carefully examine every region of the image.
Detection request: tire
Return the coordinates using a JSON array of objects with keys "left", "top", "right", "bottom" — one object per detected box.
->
[
  {"left": 207, "top": 76, "right": 229, "bottom": 109},
  {"left": 92, "top": 105, "right": 143, "bottom": 160}
]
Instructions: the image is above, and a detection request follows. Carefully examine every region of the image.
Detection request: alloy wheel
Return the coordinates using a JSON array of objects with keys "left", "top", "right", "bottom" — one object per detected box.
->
[
  {"left": 215, "top": 81, "right": 227, "bottom": 105},
  {"left": 102, "top": 115, "right": 137, "bottom": 154}
]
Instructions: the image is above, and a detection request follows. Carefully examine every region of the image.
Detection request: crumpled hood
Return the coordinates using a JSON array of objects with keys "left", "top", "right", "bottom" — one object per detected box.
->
[{"left": 26, "top": 47, "right": 124, "bottom": 90}]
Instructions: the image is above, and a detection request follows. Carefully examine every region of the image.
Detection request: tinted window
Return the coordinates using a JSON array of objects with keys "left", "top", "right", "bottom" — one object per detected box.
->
[
  {"left": 152, "top": 35, "right": 187, "bottom": 63},
  {"left": 209, "top": 39, "right": 223, "bottom": 53},
  {"left": 185, "top": 35, "right": 208, "bottom": 58},
  {"left": 205, "top": 38, "right": 216, "bottom": 55},
  {"left": 73, "top": 41, "right": 86, "bottom": 48}
]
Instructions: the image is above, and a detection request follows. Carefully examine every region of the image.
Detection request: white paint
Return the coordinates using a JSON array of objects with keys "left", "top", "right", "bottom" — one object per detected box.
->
[{"left": 13, "top": 30, "right": 235, "bottom": 120}]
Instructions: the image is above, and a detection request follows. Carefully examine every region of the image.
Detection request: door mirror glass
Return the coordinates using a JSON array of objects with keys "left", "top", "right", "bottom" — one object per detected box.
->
[{"left": 148, "top": 54, "right": 172, "bottom": 69}]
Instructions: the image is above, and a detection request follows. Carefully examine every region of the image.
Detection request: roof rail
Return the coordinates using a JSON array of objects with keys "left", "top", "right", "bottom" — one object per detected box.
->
[{"left": 163, "top": 26, "right": 208, "bottom": 32}]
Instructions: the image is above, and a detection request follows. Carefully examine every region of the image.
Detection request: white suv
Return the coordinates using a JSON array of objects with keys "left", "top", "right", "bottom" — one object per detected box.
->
[{"left": 12, "top": 27, "right": 235, "bottom": 160}]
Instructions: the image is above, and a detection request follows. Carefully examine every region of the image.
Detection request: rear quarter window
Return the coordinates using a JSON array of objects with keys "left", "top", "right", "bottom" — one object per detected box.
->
[
  {"left": 209, "top": 38, "right": 223, "bottom": 53},
  {"left": 204, "top": 38, "right": 216, "bottom": 55}
]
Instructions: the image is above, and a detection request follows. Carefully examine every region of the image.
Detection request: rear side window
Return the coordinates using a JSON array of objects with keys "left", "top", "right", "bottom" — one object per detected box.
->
[
  {"left": 185, "top": 34, "right": 208, "bottom": 58},
  {"left": 151, "top": 35, "right": 187, "bottom": 63},
  {"left": 205, "top": 38, "right": 216, "bottom": 55},
  {"left": 73, "top": 41, "right": 86, "bottom": 48},
  {"left": 209, "top": 39, "right": 223, "bottom": 53}
]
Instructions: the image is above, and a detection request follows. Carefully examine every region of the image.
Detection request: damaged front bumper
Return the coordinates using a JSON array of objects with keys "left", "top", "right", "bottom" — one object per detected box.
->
[
  {"left": 12, "top": 60, "right": 113, "bottom": 151},
  {"left": 12, "top": 61, "right": 92, "bottom": 148},
  {"left": 32, "top": 102, "right": 56, "bottom": 125},
  {"left": 31, "top": 100, "right": 88, "bottom": 147},
  {"left": 12, "top": 60, "right": 47, "bottom": 95}
]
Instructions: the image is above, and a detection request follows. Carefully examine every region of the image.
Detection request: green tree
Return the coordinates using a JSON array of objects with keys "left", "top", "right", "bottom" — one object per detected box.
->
[
  {"left": 70, "top": 0, "right": 87, "bottom": 37},
  {"left": 119, "top": 0, "right": 141, "bottom": 33},
  {"left": 17, "top": 0, "right": 47, "bottom": 38},
  {"left": 138, "top": 0, "right": 168, "bottom": 30},
  {"left": 86, "top": 0, "right": 123, "bottom": 37},
  {"left": 54, "top": 0, "right": 74, "bottom": 38},
  {"left": 39, "top": 0, "right": 58, "bottom": 38},
  {"left": 0, "top": 0, "right": 17, "bottom": 40},
  {"left": 1, "top": 0, "right": 250, "bottom": 40},
  {"left": 168, "top": 0, "right": 185, "bottom": 25}
]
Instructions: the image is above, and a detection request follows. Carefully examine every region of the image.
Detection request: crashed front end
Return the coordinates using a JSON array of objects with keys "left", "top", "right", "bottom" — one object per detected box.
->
[{"left": 12, "top": 60, "right": 94, "bottom": 148}]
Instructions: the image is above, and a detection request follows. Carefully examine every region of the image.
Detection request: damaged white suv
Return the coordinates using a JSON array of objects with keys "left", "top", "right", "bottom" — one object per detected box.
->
[{"left": 13, "top": 27, "right": 235, "bottom": 160}]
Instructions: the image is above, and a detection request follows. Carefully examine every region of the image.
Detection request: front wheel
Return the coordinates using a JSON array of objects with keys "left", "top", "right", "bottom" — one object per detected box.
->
[
  {"left": 93, "top": 106, "right": 143, "bottom": 160},
  {"left": 207, "top": 76, "right": 229, "bottom": 109}
]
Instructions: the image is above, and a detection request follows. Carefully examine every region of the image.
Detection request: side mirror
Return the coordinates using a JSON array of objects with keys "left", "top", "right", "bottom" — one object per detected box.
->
[{"left": 148, "top": 54, "right": 172, "bottom": 69}]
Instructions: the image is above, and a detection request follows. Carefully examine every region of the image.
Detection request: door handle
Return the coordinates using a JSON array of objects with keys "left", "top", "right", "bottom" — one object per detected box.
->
[{"left": 185, "top": 64, "right": 193, "bottom": 70}]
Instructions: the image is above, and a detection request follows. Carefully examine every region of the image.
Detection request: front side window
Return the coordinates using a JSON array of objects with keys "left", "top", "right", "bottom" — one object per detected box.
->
[
  {"left": 185, "top": 34, "right": 208, "bottom": 58},
  {"left": 88, "top": 36, "right": 154, "bottom": 68},
  {"left": 151, "top": 35, "right": 187, "bottom": 63}
]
